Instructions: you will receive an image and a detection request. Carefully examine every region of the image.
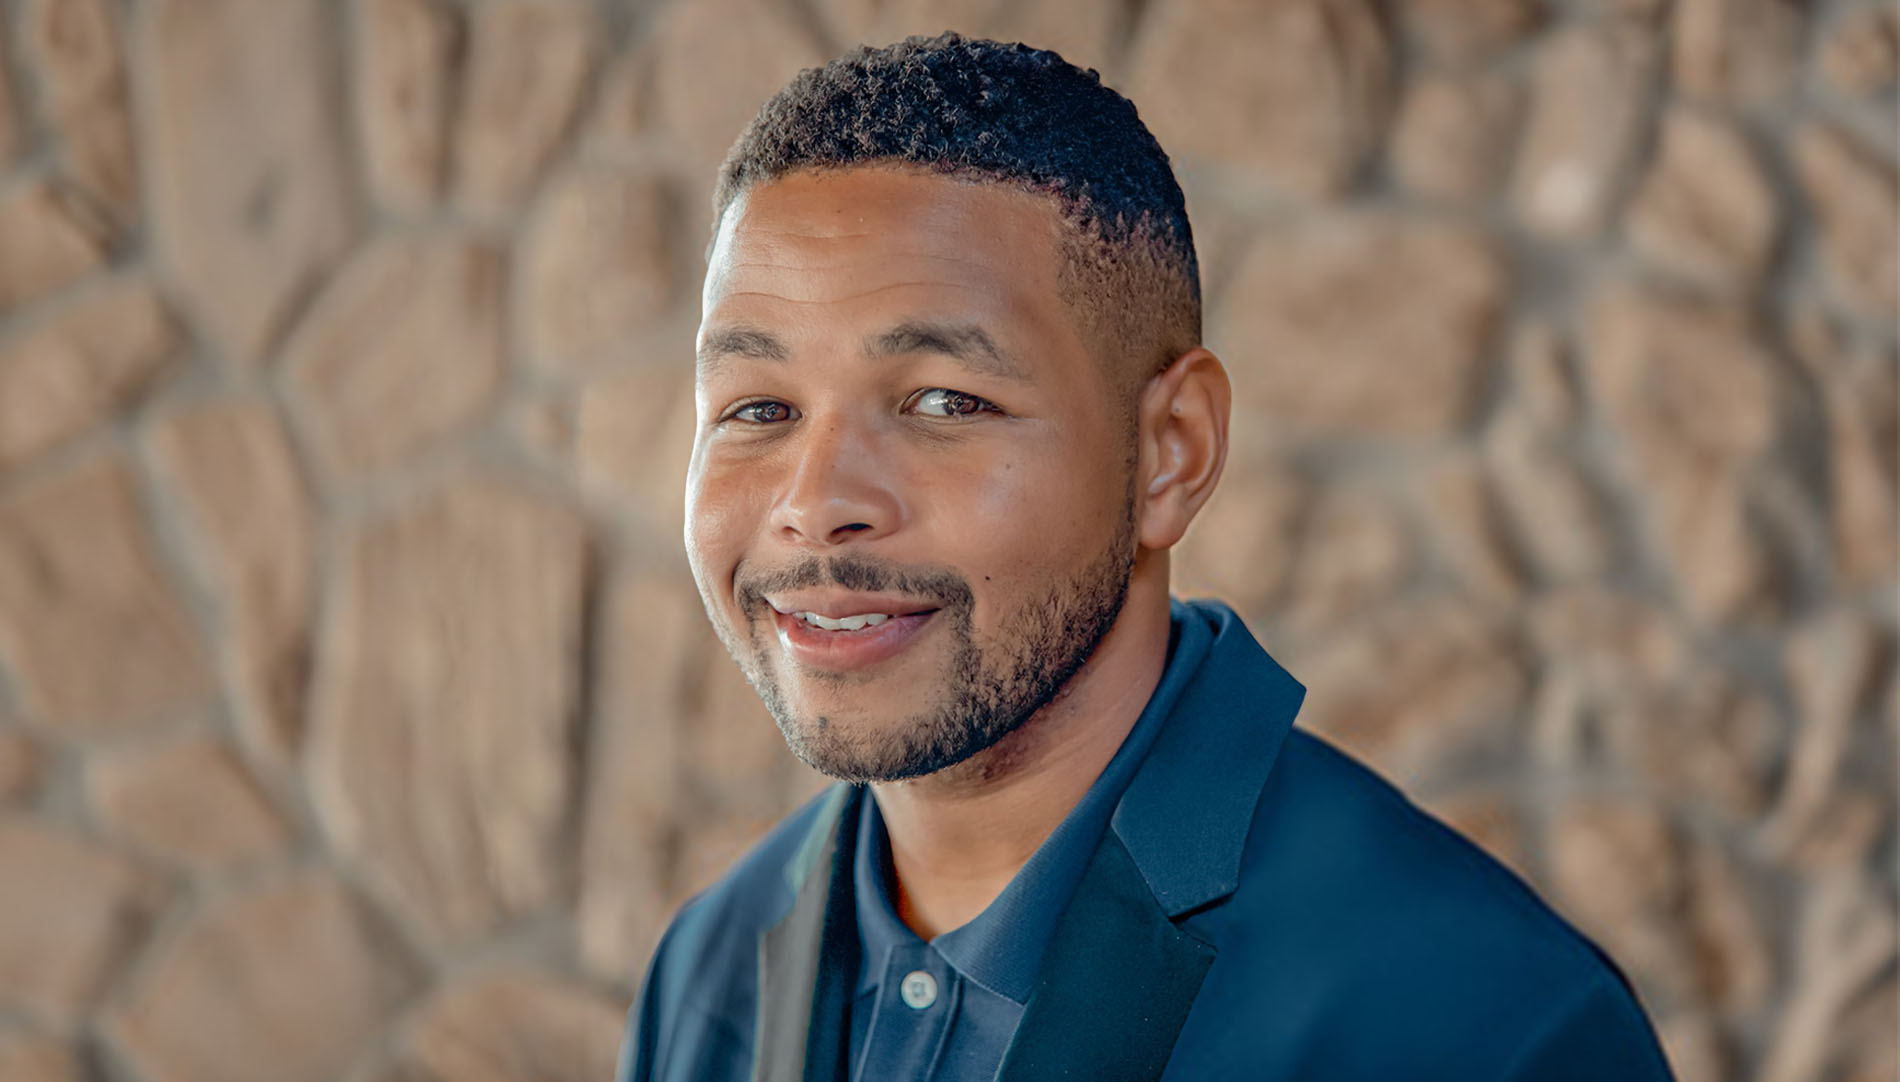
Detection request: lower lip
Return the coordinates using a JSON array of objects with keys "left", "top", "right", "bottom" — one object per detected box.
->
[{"left": 771, "top": 608, "right": 939, "bottom": 672}]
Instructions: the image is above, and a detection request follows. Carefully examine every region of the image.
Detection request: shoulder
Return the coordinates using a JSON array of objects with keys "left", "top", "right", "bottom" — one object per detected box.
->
[
  {"left": 622, "top": 784, "right": 850, "bottom": 1078},
  {"left": 1185, "top": 729, "right": 1670, "bottom": 1075}
]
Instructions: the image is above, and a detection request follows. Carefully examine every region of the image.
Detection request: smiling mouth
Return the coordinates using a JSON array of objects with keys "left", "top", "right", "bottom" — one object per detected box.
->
[{"left": 769, "top": 607, "right": 941, "bottom": 671}]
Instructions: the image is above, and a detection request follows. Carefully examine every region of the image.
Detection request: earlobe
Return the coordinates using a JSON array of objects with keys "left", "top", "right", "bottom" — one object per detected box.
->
[{"left": 1136, "top": 348, "right": 1231, "bottom": 549}]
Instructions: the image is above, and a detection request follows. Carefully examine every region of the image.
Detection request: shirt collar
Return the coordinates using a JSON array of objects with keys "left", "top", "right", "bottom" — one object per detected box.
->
[{"left": 851, "top": 596, "right": 1220, "bottom": 1004}]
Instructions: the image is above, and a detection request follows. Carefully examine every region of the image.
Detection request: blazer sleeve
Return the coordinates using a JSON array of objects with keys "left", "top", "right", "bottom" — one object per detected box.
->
[
  {"left": 1498, "top": 970, "right": 1677, "bottom": 1082},
  {"left": 614, "top": 923, "right": 680, "bottom": 1082}
]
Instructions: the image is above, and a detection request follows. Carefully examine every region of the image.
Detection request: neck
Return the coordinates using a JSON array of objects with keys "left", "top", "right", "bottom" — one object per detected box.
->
[{"left": 870, "top": 559, "right": 1173, "bottom": 939}]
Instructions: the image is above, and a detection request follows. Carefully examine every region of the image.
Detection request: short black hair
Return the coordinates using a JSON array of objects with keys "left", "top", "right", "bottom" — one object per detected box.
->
[{"left": 712, "top": 32, "right": 1201, "bottom": 426}]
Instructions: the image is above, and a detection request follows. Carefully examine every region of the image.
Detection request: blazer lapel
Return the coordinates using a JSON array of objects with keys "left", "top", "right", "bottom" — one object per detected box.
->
[
  {"left": 994, "top": 830, "right": 1216, "bottom": 1082},
  {"left": 754, "top": 785, "right": 860, "bottom": 1082}
]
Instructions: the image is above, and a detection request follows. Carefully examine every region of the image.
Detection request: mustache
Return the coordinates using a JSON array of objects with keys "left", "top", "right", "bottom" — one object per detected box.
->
[{"left": 737, "top": 553, "right": 974, "bottom": 616}]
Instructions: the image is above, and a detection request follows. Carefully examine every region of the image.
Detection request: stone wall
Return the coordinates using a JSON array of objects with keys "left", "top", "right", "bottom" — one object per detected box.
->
[{"left": 0, "top": 0, "right": 1892, "bottom": 1080}]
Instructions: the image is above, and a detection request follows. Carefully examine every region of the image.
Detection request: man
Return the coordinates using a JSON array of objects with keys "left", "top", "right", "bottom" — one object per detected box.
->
[{"left": 617, "top": 32, "right": 1676, "bottom": 1082}]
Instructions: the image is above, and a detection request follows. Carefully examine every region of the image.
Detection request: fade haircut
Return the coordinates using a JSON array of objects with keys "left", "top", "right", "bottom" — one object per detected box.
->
[{"left": 711, "top": 32, "right": 1201, "bottom": 441}]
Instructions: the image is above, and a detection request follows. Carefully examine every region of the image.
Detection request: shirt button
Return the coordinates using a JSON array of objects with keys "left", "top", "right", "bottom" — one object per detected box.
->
[{"left": 899, "top": 970, "right": 939, "bottom": 1009}]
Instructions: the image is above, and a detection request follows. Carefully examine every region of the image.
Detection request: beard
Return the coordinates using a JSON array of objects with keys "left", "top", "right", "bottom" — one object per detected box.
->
[{"left": 713, "top": 496, "right": 1139, "bottom": 784}]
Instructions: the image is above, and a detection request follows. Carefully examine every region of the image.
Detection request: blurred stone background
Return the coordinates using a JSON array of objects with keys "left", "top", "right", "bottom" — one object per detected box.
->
[{"left": 0, "top": 0, "right": 1893, "bottom": 1079}]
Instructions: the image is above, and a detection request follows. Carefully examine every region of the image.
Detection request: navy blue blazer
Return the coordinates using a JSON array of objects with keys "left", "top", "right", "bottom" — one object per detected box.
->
[{"left": 616, "top": 600, "right": 1677, "bottom": 1081}]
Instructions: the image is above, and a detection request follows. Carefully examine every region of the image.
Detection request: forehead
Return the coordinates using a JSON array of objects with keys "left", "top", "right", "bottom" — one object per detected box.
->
[{"left": 701, "top": 167, "right": 1070, "bottom": 333}]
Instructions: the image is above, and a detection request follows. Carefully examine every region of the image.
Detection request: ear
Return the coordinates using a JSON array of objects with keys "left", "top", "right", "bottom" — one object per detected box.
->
[{"left": 1134, "top": 347, "right": 1231, "bottom": 551}]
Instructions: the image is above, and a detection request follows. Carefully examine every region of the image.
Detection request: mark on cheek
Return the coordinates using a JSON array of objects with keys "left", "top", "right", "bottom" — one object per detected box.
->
[{"left": 816, "top": 715, "right": 830, "bottom": 730}]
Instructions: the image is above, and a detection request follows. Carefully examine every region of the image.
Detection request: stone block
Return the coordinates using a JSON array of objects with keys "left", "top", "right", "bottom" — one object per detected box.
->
[
  {"left": 523, "top": 169, "right": 675, "bottom": 373},
  {"left": 1291, "top": 599, "right": 1527, "bottom": 783},
  {"left": 0, "top": 182, "right": 108, "bottom": 315},
  {"left": 308, "top": 477, "right": 589, "bottom": 944},
  {"left": 575, "top": 362, "right": 697, "bottom": 537},
  {"left": 1671, "top": 0, "right": 1805, "bottom": 104},
  {"left": 0, "top": 817, "right": 159, "bottom": 1023},
  {"left": 1392, "top": 0, "right": 1544, "bottom": 61},
  {"left": 87, "top": 735, "right": 291, "bottom": 871},
  {"left": 1390, "top": 73, "right": 1520, "bottom": 202},
  {"left": 1213, "top": 214, "right": 1505, "bottom": 437},
  {"left": 0, "top": 730, "right": 41, "bottom": 806},
  {"left": 145, "top": 0, "right": 354, "bottom": 365},
  {"left": 21, "top": 0, "right": 139, "bottom": 224},
  {"left": 1793, "top": 124, "right": 1898, "bottom": 319},
  {"left": 1584, "top": 288, "right": 1780, "bottom": 621},
  {"left": 0, "top": 1032, "right": 83, "bottom": 1082},
  {"left": 1627, "top": 108, "right": 1778, "bottom": 290},
  {"left": 1818, "top": 6, "right": 1898, "bottom": 98},
  {"left": 0, "top": 278, "right": 180, "bottom": 471},
  {"left": 356, "top": 0, "right": 461, "bottom": 212},
  {"left": 0, "top": 459, "right": 212, "bottom": 731},
  {"left": 401, "top": 972, "right": 626, "bottom": 1082},
  {"left": 149, "top": 398, "right": 314, "bottom": 766},
  {"left": 110, "top": 873, "right": 410, "bottom": 1082},
  {"left": 1127, "top": 0, "right": 1389, "bottom": 198},
  {"left": 282, "top": 234, "right": 505, "bottom": 477},
  {"left": 647, "top": 0, "right": 824, "bottom": 186},
  {"left": 453, "top": 1, "right": 596, "bottom": 216},
  {"left": 1511, "top": 25, "right": 1655, "bottom": 239}
]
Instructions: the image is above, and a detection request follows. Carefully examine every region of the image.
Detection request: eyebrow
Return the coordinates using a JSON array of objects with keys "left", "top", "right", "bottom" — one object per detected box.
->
[{"left": 696, "top": 319, "right": 1032, "bottom": 385}]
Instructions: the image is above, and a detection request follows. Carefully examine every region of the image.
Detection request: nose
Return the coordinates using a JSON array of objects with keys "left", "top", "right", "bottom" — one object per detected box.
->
[{"left": 770, "top": 411, "right": 900, "bottom": 546}]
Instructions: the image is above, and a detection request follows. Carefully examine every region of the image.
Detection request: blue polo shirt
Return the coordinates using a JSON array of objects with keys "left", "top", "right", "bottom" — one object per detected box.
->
[{"left": 845, "top": 602, "right": 1216, "bottom": 1081}]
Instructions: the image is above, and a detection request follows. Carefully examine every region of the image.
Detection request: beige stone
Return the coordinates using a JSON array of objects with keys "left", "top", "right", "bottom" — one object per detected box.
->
[
  {"left": 356, "top": 0, "right": 461, "bottom": 211},
  {"left": 0, "top": 730, "right": 41, "bottom": 806},
  {"left": 1819, "top": 7, "right": 1898, "bottom": 97},
  {"left": 844, "top": 0, "right": 1126, "bottom": 77},
  {"left": 146, "top": 0, "right": 354, "bottom": 365},
  {"left": 0, "top": 1031, "right": 83, "bottom": 1082},
  {"left": 110, "top": 873, "right": 409, "bottom": 1082},
  {"left": 1627, "top": 108, "right": 1778, "bottom": 289},
  {"left": 1759, "top": 873, "right": 1897, "bottom": 1082},
  {"left": 1684, "top": 841, "right": 1771, "bottom": 1013},
  {"left": 1827, "top": 346, "right": 1899, "bottom": 588},
  {"left": 87, "top": 735, "right": 290, "bottom": 870},
  {"left": 648, "top": 0, "right": 825, "bottom": 185},
  {"left": 283, "top": 234, "right": 505, "bottom": 476},
  {"left": 1529, "top": 589, "right": 1684, "bottom": 700},
  {"left": 1584, "top": 288, "right": 1779, "bottom": 621},
  {"left": 309, "top": 477, "right": 589, "bottom": 944},
  {"left": 0, "top": 22, "right": 19, "bottom": 169},
  {"left": 1511, "top": 26, "right": 1655, "bottom": 239},
  {"left": 453, "top": 1, "right": 596, "bottom": 216},
  {"left": 1214, "top": 215, "right": 1504, "bottom": 437},
  {"left": 1484, "top": 410, "right": 1611, "bottom": 582},
  {"left": 1393, "top": 0, "right": 1544, "bottom": 61},
  {"left": 0, "top": 278, "right": 180, "bottom": 470},
  {"left": 1766, "top": 611, "right": 1883, "bottom": 860},
  {"left": 149, "top": 398, "right": 314, "bottom": 766},
  {"left": 1171, "top": 447, "right": 1305, "bottom": 611},
  {"left": 1794, "top": 125, "right": 1898, "bottom": 319},
  {"left": 1608, "top": 669, "right": 1778, "bottom": 818},
  {"left": 0, "top": 182, "right": 108, "bottom": 314},
  {"left": 1422, "top": 455, "right": 1523, "bottom": 601},
  {"left": 1292, "top": 599, "right": 1527, "bottom": 783},
  {"left": 523, "top": 170, "right": 675, "bottom": 373},
  {"left": 575, "top": 362, "right": 697, "bottom": 537},
  {"left": 0, "top": 459, "right": 212, "bottom": 731},
  {"left": 1390, "top": 73, "right": 1520, "bottom": 202},
  {"left": 1282, "top": 489, "right": 1412, "bottom": 633},
  {"left": 1127, "top": 0, "right": 1389, "bottom": 198},
  {"left": 578, "top": 570, "right": 699, "bottom": 979},
  {"left": 1672, "top": 0, "right": 1805, "bottom": 104},
  {"left": 1546, "top": 797, "right": 1692, "bottom": 998},
  {"left": 402, "top": 972, "right": 626, "bottom": 1082},
  {"left": 0, "top": 816, "right": 158, "bottom": 1023},
  {"left": 1653, "top": 1013, "right": 1729, "bottom": 1082},
  {"left": 21, "top": 0, "right": 139, "bottom": 224}
]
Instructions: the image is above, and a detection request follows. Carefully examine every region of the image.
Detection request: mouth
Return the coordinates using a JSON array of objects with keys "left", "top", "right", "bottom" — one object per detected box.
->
[{"left": 769, "top": 606, "right": 941, "bottom": 672}]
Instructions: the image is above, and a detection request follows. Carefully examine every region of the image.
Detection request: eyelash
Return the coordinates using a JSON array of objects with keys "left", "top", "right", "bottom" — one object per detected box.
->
[{"left": 721, "top": 389, "right": 1000, "bottom": 425}]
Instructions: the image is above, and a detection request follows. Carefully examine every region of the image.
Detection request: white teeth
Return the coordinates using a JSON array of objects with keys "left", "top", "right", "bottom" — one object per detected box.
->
[{"left": 794, "top": 611, "right": 892, "bottom": 631}]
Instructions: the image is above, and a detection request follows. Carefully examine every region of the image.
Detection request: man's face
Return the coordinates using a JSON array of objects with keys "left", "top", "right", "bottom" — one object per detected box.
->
[{"left": 686, "top": 166, "right": 1140, "bottom": 783}]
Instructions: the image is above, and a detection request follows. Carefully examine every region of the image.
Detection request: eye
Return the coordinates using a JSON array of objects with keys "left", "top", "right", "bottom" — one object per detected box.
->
[
  {"left": 910, "top": 388, "right": 998, "bottom": 418},
  {"left": 723, "top": 400, "right": 794, "bottom": 425}
]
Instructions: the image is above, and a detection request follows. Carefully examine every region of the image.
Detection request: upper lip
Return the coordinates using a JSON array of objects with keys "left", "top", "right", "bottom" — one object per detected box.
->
[{"left": 766, "top": 592, "right": 941, "bottom": 620}]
